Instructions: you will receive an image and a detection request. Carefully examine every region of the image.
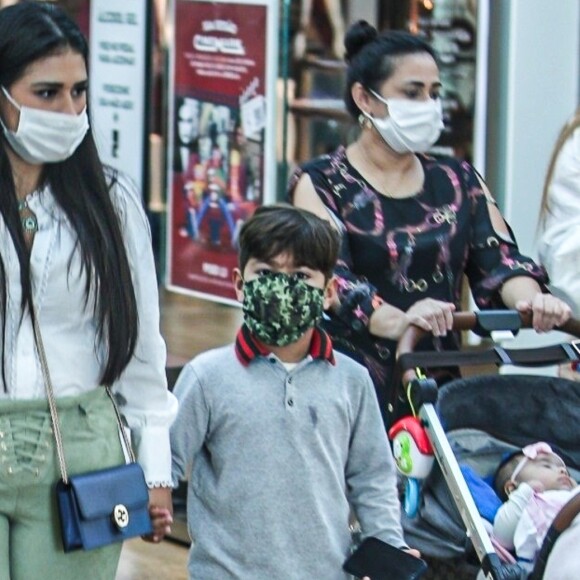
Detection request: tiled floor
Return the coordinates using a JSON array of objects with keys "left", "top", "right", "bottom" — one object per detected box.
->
[
  {"left": 117, "top": 538, "right": 188, "bottom": 580},
  {"left": 159, "top": 288, "right": 243, "bottom": 363}
]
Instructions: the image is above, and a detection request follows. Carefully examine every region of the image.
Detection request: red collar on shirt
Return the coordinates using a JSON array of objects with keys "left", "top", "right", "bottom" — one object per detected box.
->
[{"left": 235, "top": 324, "right": 335, "bottom": 366}]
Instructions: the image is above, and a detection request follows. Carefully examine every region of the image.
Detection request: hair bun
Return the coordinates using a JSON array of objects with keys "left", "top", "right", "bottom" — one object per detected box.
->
[{"left": 344, "top": 20, "right": 378, "bottom": 63}]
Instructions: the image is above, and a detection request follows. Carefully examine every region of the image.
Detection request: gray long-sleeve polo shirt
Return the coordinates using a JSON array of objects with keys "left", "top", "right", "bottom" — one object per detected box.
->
[{"left": 170, "top": 335, "right": 405, "bottom": 579}]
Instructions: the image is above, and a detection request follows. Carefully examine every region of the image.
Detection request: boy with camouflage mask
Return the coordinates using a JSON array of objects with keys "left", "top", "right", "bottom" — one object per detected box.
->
[{"left": 170, "top": 204, "right": 415, "bottom": 579}]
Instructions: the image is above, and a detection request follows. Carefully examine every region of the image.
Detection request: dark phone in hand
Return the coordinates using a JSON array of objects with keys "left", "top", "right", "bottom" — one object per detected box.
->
[{"left": 343, "top": 537, "right": 428, "bottom": 580}]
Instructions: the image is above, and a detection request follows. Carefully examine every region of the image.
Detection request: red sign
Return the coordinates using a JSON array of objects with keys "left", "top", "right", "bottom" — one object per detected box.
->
[{"left": 167, "top": 0, "right": 271, "bottom": 303}]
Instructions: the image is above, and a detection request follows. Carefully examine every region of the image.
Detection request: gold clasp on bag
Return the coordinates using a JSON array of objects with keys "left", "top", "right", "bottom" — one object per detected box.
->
[{"left": 112, "top": 504, "right": 130, "bottom": 529}]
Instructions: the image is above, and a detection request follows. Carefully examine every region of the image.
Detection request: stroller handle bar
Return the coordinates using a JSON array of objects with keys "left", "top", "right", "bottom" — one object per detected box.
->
[{"left": 397, "top": 310, "right": 580, "bottom": 386}]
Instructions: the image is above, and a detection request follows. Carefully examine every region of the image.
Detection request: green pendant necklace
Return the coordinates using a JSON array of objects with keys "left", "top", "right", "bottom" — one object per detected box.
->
[{"left": 18, "top": 199, "right": 38, "bottom": 233}]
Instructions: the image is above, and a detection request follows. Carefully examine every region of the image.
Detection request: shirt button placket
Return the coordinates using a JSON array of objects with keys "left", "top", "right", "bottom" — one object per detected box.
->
[{"left": 286, "top": 375, "right": 295, "bottom": 409}]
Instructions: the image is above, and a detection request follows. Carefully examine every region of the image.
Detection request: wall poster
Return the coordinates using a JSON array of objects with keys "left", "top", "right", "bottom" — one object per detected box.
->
[
  {"left": 89, "top": 0, "right": 151, "bottom": 196},
  {"left": 166, "top": 0, "right": 278, "bottom": 304}
]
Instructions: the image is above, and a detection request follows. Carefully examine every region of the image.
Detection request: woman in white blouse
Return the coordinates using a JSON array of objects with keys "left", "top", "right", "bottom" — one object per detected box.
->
[
  {"left": 0, "top": 3, "right": 176, "bottom": 578},
  {"left": 537, "top": 109, "right": 580, "bottom": 382},
  {"left": 537, "top": 108, "right": 580, "bottom": 316}
]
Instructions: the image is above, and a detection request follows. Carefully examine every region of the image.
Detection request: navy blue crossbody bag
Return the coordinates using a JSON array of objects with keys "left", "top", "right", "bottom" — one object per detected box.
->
[{"left": 33, "top": 313, "right": 153, "bottom": 552}]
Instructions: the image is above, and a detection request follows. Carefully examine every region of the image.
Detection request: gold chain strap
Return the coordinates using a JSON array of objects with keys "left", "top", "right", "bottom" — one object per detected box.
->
[{"left": 31, "top": 308, "right": 135, "bottom": 485}]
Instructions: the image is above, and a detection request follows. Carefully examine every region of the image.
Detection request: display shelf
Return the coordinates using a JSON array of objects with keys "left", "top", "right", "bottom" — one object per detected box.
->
[
  {"left": 288, "top": 97, "right": 349, "bottom": 121},
  {"left": 298, "top": 54, "right": 347, "bottom": 72},
  {"left": 284, "top": 47, "right": 350, "bottom": 164}
]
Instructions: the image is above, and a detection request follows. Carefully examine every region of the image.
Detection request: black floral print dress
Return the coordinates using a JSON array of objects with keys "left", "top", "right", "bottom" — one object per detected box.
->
[{"left": 288, "top": 146, "right": 547, "bottom": 426}]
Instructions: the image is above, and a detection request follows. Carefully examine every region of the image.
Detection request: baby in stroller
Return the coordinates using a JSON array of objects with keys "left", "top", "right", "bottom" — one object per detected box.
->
[
  {"left": 393, "top": 311, "right": 580, "bottom": 579},
  {"left": 493, "top": 442, "right": 579, "bottom": 577},
  {"left": 398, "top": 372, "right": 580, "bottom": 580}
]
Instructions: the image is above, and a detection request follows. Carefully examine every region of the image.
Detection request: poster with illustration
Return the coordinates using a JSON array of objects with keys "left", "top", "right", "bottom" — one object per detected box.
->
[{"left": 166, "top": 0, "right": 278, "bottom": 304}]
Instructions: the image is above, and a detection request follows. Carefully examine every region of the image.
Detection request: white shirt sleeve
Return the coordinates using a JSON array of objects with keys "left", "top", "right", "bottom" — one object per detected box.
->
[
  {"left": 493, "top": 483, "right": 534, "bottom": 551},
  {"left": 109, "top": 172, "right": 178, "bottom": 487}
]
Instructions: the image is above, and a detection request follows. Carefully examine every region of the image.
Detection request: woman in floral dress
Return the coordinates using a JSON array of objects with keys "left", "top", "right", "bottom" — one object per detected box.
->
[{"left": 290, "top": 21, "right": 570, "bottom": 426}]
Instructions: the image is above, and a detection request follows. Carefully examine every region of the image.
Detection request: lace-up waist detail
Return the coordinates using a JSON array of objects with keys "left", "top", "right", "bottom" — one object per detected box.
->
[{"left": 0, "top": 411, "right": 52, "bottom": 478}]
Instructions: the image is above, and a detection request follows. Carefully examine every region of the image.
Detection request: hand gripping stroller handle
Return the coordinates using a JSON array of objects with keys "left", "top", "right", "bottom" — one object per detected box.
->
[{"left": 396, "top": 310, "right": 580, "bottom": 386}]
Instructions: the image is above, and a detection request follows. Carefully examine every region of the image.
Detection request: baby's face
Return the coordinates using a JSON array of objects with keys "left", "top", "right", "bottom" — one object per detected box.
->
[{"left": 517, "top": 454, "right": 576, "bottom": 492}]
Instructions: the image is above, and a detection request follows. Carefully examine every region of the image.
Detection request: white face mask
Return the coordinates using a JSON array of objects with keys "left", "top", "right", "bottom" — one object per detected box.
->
[
  {"left": 0, "top": 86, "right": 89, "bottom": 165},
  {"left": 363, "top": 89, "right": 444, "bottom": 154}
]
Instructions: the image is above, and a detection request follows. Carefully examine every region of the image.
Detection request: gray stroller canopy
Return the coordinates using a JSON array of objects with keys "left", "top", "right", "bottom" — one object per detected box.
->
[{"left": 438, "top": 374, "right": 580, "bottom": 471}]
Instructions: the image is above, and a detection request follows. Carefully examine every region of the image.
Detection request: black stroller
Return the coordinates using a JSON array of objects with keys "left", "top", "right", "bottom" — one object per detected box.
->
[{"left": 390, "top": 311, "right": 580, "bottom": 579}]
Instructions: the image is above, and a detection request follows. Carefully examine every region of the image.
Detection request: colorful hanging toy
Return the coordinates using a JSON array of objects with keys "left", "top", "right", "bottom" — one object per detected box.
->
[{"left": 388, "top": 416, "right": 434, "bottom": 517}]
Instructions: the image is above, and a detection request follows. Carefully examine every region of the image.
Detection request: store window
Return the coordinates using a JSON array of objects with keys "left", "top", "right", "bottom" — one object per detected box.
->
[{"left": 280, "top": 0, "right": 480, "bottom": 190}]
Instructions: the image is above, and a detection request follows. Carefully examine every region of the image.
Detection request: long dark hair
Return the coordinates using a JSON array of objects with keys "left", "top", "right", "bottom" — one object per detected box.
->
[
  {"left": 0, "top": 1, "right": 138, "bottom": 388},
  {"left": 343, "top": 21, "right": 439, "bottom": 119}
]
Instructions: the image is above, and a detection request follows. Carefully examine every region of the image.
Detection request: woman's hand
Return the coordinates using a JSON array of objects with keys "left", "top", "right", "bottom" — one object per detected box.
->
[
  {"left": 405, "top": 299, "right": 456, "bottom": 337},
  {"left": 501, "top": 277, "right": 572, "bottom": 331},
  {"left": 369, "top": 299, "right": 454, "bottom": 340},
  {"left": 142, "top": 487, "right": 174, "bottom": 543},
  {"left": 514, "top": 293, "right": 571, "bottom": 332}
]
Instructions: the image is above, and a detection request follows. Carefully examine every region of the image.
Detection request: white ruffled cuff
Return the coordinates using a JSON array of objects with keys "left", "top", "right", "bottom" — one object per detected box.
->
[{"left": 133, "top": 426, "right": 173, "bottom": 488}]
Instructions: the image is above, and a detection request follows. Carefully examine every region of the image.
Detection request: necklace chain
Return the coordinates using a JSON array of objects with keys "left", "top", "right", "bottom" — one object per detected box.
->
[{"left": 354, "top": 142, "right": 420, "bottom": 199}]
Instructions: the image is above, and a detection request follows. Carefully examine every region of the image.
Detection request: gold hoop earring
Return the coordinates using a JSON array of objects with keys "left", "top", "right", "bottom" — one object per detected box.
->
[{"left": 358, "top": 113, "right": 371, "bottom": 129}]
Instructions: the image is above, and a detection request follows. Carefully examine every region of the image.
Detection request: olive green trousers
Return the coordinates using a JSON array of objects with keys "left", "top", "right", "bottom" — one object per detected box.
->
[{"left": 0, "top": 388, "right": 125, "bottom": 580}]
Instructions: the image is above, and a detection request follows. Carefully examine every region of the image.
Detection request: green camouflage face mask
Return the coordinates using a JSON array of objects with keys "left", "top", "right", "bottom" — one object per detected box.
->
[{"left": 242, "top": 271, "right": 325, "bottom": 346}]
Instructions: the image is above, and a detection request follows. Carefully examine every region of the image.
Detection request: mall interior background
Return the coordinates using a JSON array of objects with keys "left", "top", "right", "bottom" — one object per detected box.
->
[
  {"left": 1, "top": 0, "right": 578, "bottom": 339},
  {"left": 0, "top": 0, "right": 577, "bottom": 564}
]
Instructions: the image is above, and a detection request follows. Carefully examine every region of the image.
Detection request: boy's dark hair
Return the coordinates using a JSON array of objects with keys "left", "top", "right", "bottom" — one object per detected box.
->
[
  {"left": 238, "top": 204, "right": 340, "bottom": 281},
  {"left": 493, "top": 452, "right": 523, "bottom": 501}
]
